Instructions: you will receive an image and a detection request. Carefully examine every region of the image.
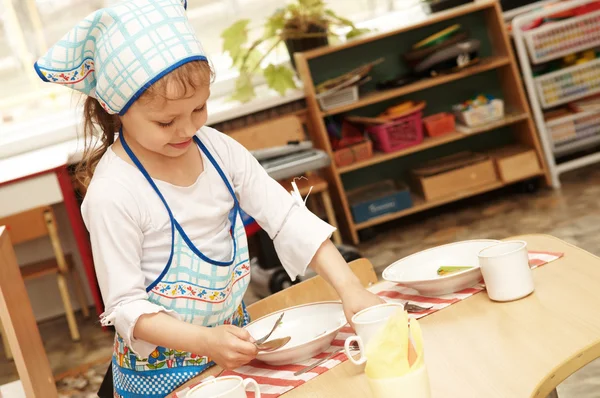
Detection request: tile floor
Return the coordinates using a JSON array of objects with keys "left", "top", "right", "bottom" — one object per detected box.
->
[{"left": 2, "top": 166, "right": 600, "bottom": 396}]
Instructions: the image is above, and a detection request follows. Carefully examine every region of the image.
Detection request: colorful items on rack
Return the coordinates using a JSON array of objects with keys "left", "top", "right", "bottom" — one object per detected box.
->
[
  {"left": 536, "top": 57, "right": 600, "bottom": 108},
  {"left": 563, "top": 50, "right": 598, "bottom": 66},
  {"left": 543, "top": 99, "right": 600, "bottom": 147},
  {"left": 525, "top": 6, "right": 600, "bottom": 64}
]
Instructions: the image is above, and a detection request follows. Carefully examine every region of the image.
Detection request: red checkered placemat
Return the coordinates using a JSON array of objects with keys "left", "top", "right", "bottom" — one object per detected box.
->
[{"left": 176, "top": 251, "right": 563, "bottom": 398}]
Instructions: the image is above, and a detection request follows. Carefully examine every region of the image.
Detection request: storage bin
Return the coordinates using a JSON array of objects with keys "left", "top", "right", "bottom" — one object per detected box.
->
[
  {"left": 486, "top": 146, "right": 541, "bottom": 183},
  {"left": 333, "top": 140, "right": 373, "bottom": 167},
  {"left": 411, "top": 152, "right": 498, "bottom": 201},
  {"left": 367, "top": 111, "right": 424, "bottom": 152},
  {"left": 317, "top": 86, "right": 358, "bottom": 111},
  {"left": 453, "top": 99, "right": 504, "bottom": 127},
  {"left": 423, "top": 113, "right": 455, "bottom": 137},
  {"left": 348, "top": 180, "right": 413, "bottom": 223}
]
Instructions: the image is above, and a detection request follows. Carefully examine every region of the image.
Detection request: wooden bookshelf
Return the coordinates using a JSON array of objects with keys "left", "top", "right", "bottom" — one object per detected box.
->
[{"left": 295, "top": 0, "right": 551, "bottom": 244}]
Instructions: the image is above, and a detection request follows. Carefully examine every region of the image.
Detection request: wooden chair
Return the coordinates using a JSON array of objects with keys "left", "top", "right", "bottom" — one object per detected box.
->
[
  {"left": 246, "top": 258, "right": 378, "bottom": 320},
  {"left": 0, "top": 226, "right": 58, "bottom": 397},
  {"left": 0, "top": 206, "right": 89, "bottom": 360}
]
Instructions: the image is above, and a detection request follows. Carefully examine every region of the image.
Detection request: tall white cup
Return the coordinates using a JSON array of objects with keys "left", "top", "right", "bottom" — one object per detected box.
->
[
  {"left": 187, "top": 376, "right": 261, "bottom": 398},
  {"left": 478, "top": 240, "right": 534, "bottom": 302},
  {"left": 344, "top": 303, "right": 405, "bottom": 365}
]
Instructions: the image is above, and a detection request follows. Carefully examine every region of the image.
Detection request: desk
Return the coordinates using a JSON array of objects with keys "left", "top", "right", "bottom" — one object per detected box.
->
[
  {"left": 0, "top": 140, "right": 103, "bottom": 316},
  {"left": 176, "top": 235, "right": 600, "bottom": 397}
]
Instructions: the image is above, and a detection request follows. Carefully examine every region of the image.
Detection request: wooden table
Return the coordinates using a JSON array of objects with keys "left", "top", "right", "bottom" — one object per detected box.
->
[{"left": 175, "top": 235, "right": 600, "bottom": 397}]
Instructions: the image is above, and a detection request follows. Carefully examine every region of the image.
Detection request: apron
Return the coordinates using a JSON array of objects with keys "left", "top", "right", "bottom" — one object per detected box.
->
[{"left": 111, "top": 132, "right": 251, "bottom": 398}]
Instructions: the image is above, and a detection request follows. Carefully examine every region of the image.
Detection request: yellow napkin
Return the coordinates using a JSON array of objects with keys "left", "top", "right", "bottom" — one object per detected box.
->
[{"left": 365, "top": 309, "right": 424, "bottom": 379}]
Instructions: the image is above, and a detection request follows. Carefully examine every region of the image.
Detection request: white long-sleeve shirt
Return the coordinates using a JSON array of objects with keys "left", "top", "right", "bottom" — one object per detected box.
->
[{"left": 81, "top": 126, "right": 335, "bottom": 357}]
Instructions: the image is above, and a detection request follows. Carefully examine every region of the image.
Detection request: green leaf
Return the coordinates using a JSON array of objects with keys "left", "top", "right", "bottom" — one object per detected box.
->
[
  {"left": 298, "top": 0, "right": 325, "bottom": 9},
  {"left": 324, "top": 9, "right": 354, "bottom": 27},
  {"left": 265, "top": 9, "right": 286, "bottom": 38},
  {"left": 155, "top": 362, "right": 166, "bottom": 369},
  {"left": 230, "top": 72, "right": 256, "bottom": 103},
  {"left": 264, "top": 64, "right": 297, "bottom": 96},
  {"left": 221, "top": 19, "right": 251, "bottom": 62},
  {"left": 244, "top": 48, "right": 264, "bottom": 71},
  {"left": 146, "top": 363, "right": 157, "bottom": 370},
  {"left": 346, "top": 27, "right": 370, "bottom": 40}
]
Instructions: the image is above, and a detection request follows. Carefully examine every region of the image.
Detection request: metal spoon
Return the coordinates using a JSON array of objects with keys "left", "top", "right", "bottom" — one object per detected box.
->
[
  {"left": 254, "top": 312, "right": 284, "bottom": 346},
  {"left": 256, "top": 336, "right": 291, "bottom": 352}
]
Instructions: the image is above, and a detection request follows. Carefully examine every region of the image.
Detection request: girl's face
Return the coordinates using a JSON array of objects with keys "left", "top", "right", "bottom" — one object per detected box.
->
[{"left": 119, "top": 81, "right": 210, "bottom": 158}]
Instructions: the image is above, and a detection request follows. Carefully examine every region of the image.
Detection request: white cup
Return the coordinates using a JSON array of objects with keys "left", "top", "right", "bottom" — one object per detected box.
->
[
  {"left": 187, "top": 376, "right": 261, "bottom": 398},
  {"left": 344, "top": 303, "right": 405, "bottom": 365},
  {"left": 478, "top": 240, "right": 534, "bottom": 302},
  {"left": 367, "top": 364, "right": 431, "bottom": 398}
]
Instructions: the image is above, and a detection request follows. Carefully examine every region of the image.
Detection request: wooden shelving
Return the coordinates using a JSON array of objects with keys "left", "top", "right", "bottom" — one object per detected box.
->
[
  {"left": 322, "top": 56, "right": 511, "bottom": 116},
  {"left": 354, "top": 173, "right": 543, "bottom": 230},
  {"left": 338, "top": 112, "right": 529, "bottom": 173},
  {"left": 295, "top": 0, "right": 551, "bottom": 244}
]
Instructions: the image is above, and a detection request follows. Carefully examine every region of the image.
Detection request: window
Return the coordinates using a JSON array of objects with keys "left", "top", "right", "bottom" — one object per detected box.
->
[{"left": 0, "top": 0, "right": 422, "bottom": 157}]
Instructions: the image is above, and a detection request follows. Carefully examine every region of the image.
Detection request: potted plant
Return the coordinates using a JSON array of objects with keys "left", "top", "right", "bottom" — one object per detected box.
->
[{"left": 221, "top": 0, "right": 369, "bottom": 102}]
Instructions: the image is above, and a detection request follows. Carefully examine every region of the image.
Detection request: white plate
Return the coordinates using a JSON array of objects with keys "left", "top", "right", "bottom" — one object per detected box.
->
[
  {"left": 382, "top": 239, "right": 500, "bottom": 296},
  {"left": 245, "top": 302, "right": 346, "bottom": 366}
]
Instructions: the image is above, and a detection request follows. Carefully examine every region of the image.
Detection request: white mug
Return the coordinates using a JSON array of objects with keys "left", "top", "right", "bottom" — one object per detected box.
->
[
  {"left": 187, "top": 375, "right": 261, "bottom": 398},
  {"left": 344, "top": 303, "right": 405, "bottom": 365},
  {"left": 478, "top": 240, "right": 534, "bottom": 302}
]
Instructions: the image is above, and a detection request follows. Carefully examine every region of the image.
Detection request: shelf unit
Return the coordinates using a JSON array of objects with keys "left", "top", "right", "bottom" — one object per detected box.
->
[
  {"left": 295, "top": 0, "right": 551, "bottom": 244},
  {"left": 513, "top": 0, "right": 600, "bottom": 188}
]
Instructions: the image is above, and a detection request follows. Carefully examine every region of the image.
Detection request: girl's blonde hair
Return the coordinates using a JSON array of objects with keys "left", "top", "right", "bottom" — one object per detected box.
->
[{"left": 76, "top": 60, "right": 213, "bottom": 190}]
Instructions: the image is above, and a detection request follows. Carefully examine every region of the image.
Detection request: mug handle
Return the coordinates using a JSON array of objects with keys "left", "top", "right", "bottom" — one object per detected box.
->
[
  {"left": 344, "top": 335, "right": 366, "bottom": 365},
  {"left": 243, "top": 378, "right": 261, "bottom": 398}
]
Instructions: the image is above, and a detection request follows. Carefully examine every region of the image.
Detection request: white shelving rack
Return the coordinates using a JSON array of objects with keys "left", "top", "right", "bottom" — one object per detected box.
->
[{"left": 513, "top": 0, "right": 600, "bottom": 188}]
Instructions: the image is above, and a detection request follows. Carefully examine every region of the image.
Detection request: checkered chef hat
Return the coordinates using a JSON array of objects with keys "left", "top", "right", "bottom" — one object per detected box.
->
[{"left": 34, "top": 0, "right": 206, "bottom": 115}]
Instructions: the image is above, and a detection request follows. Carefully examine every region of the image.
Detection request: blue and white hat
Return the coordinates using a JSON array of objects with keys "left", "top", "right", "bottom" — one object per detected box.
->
[{"left": 34, "top": 0, "right": 206, "bottom": 115}]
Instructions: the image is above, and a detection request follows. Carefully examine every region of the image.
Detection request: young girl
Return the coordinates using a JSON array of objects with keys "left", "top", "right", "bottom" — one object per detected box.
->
[{"left": 35, "top": 0, "right": 382, "bottom": 396}]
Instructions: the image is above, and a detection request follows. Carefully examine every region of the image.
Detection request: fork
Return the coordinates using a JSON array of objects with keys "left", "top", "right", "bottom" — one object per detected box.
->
[
  {"left": 405, "top": 302, "right": 433, "bottom": 313},
  {"left": 254, "top": 312, "right": 284, "bottom": 346}
]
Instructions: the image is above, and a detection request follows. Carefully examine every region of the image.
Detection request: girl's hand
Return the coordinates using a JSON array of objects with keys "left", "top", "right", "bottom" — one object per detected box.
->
[
  {"left": 340, "top": 285, "right": 385, "bottom": 329},
  {"left": 203, "top": 325, "right": 258, "bottom": 370}
]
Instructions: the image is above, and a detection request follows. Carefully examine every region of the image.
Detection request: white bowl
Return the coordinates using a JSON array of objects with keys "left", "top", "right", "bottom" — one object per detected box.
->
[
  {"left": 245, "top": 302, "right": 346, "bottom": 366},
  {"left": 382, "top": 240, "right": 500, "bottom": 296}
]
